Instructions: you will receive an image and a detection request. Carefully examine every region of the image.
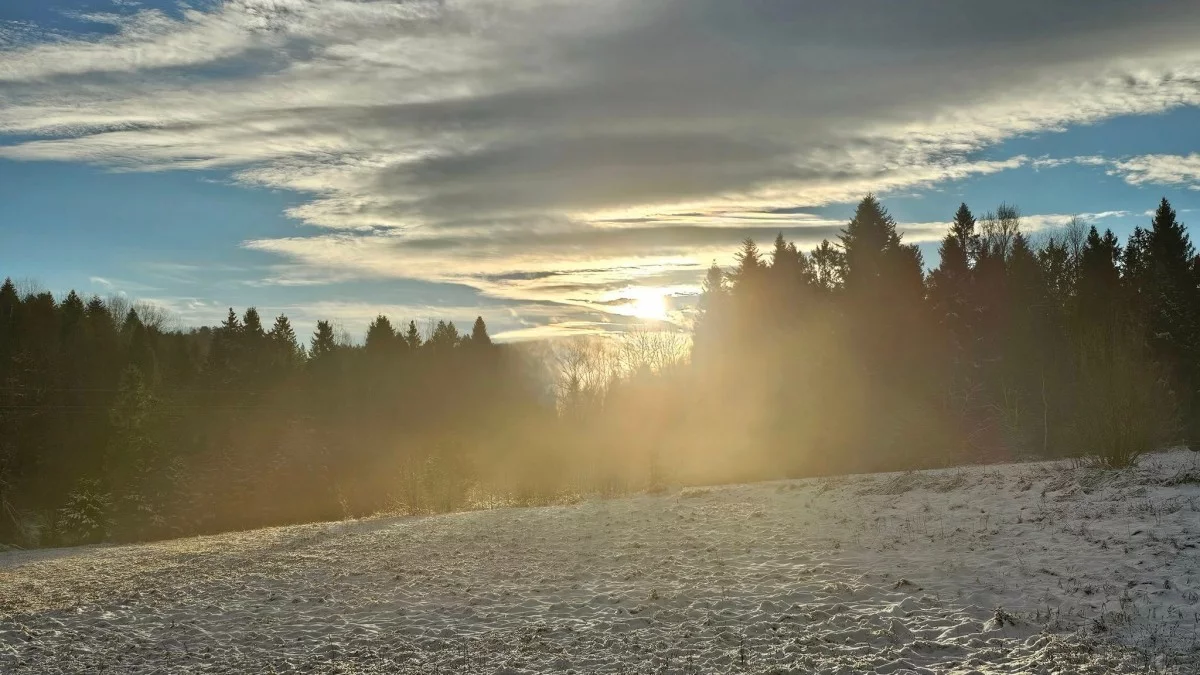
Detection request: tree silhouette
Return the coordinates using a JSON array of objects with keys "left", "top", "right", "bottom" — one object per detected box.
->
[
  {"left": 470, "top": 317, "right": 492, "bottom": 346},
  {"left": 1, "top": 193, "right": 1196, "bottom": 549}
]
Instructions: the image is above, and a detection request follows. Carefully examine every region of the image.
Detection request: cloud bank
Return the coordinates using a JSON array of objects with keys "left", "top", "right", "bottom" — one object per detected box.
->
[{"left": 4, "top": 0, "right": 1200, "bottom": 331}]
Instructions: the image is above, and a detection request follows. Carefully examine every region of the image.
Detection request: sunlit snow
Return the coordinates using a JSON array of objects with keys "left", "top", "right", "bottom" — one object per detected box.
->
[{"left": 3, "top": 452, "right": 1200, "bottom": 673}]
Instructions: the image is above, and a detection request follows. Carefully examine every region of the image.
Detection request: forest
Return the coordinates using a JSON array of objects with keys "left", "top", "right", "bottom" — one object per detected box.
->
[{"left": 1, "top": 195, "right": 1196, "bottom": 548}]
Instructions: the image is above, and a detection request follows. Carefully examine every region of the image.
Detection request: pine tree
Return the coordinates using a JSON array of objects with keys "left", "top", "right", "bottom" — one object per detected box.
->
[
  {"left": 403, "top": 320, "right": 422, "bottom": 351},
  {"left": 470, "top": 317, "right": 492, "bottom": 346},
  {"left": 949, "top": 203, "right": 979, "bottom": 266},
  {"left": 120, "top": 309, "right": 156, "bottom": 380},
  {"left": 1122, "top": 225, "right": 1150, "bottom": 308},
  {"left": 309, "top": 320, "right": 337, "bottom": 361},
  {"left": 1039, "top": 237, "right": 1074, "bottom": 311},
  {"left": 929, "top": 204, "right": 978, "bottom": 359},
  {"left": 769, "top": 233, "right": 792, "bottom": 271},
  {"left": 428, "top": 320, "right": 461, "bottom": 351},
  {"left": 242, "top": 307, "right": 265, "bottom": 340},
  {"left": 1076, "top": 226, "right": 1122, "bottom": 329},
  {"left": 1146, "top": 198, "right": 1196, "bottom": 344},
  {"left": 1007, "top": 232, "right": 1042, "bottom": 299},
  {"left": 697, "top": 263, "right": 727, "bottom": 317},
  {"left": 839, "top": 194, "right": 922, "bottom": 300},
  {"left": 365, "top": 315, "right": 397, "bottom": 353},
  {"left": 61, "top": 290, "right": 85, "bottom": 337},
  {"left": 1142, "top": 198, "right": 1199, "bottom": 442},
  {"left": 221, "top": 308, "right": 242, "bottom": 334},
  {"left": 728, "top": 238, "right": 766, "bottom": 293},
  {"left": 810, "top": 239, "right": 844, "bottom": 292},
  {"left": 0, "top": 278, "right": 17, "bottom": 360},
  {"left": 0, "top": 278, "right": 16, "bottom": 322},
  {"left": 121, "top": 308, "right": 142, "bottom": 336},
  {"left": 268, "top": 314, "right": 301, "bottom": 368}
]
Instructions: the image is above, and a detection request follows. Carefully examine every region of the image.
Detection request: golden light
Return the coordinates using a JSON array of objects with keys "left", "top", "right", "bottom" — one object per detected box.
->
[{"left": 625, "top": 287, "right": 669, "bottom": 321}]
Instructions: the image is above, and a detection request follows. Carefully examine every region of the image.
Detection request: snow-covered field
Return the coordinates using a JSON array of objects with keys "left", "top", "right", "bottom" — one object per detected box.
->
[{"left": 3, "top": 452, "right": 1200, "bottom": 674}]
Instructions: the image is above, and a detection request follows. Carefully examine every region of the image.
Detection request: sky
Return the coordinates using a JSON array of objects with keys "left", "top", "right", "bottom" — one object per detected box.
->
[{"left": 2, "top": 1, "right": 1200, "bottom": 341}]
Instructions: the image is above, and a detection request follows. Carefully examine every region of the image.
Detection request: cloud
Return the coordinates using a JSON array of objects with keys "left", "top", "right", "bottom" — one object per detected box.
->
[
  {"left": 1110, "top": 154, "right": 1200, "bottom": 190},
  {"left": 4, "top": 0, "right": 1200, "bottom": 328},
  {"left": 1031, "top": 156, "right": 1109, "bottom": 170},
  {"left": 1032, "top": 153, "right": 1200, "bottom": 191}
]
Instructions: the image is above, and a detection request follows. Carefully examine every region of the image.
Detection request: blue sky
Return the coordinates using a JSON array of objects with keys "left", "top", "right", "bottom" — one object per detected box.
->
[{"left": 3, "top": 1, "right": 1200, "bottom": 340}]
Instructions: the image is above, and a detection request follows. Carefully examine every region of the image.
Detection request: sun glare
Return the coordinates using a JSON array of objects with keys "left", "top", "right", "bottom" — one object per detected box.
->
[{"left": 626, "top": 287, "right": 669, "bottom": 321}]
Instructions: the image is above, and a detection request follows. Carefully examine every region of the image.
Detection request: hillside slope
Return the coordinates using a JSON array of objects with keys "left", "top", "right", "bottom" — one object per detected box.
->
[{"left": 3, "top": 452, "right": 1200, "bottom": 673}]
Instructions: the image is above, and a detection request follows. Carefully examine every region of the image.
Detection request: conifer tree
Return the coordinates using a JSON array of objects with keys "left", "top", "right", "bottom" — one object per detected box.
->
[
  {"left": 429, "top": 320, "right": 460, "bottom": 351},
  {"left": 242, "top": 307, "right": 265, "bottom": 340},
  {"left": 403, "top": 320, "right": 422, "bottom": 351},
  {"left": 1076, "top": 226, "right": 1122, "bottom": 329},
  {"left": 1142, "top": 198, "right": 1199, "bottom": 441},
  {"left": 268, "top": 314, "right": 301, "bottom": 368},
  {"left": 365, "top": 315, "right": 397, "bottom": 353},
  {"left": 810, "top": 239, "right": 844, "bottom": 292},
  {"left": 697, "top": 262, "right": 727, "bottom": 318},
  {"left": 0, "top": 278, "right": 17, "bottom": 360},
  {"left": 929, "top": 204, "right": 978, "bottom": 360},
  {"left": 1122, "top": 225, "right": 1150, "bottom": 310},
  {"left": 729, "top": 238, "right": 766, "bottom": 293},
  {"left": 1146, "top": 198, "right": 1196, "bottom": 348},
  {"left": 222, "top": 308, "right": 240, "bottom": 331},
  {"left": 309, "top": 320, "right": 337, "bottom": 361},
  {"left": 470, "top": 316, "right": 492, "bottom": 346}
]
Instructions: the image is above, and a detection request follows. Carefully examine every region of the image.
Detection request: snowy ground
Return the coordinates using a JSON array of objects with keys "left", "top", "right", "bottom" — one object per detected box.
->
[{"left": 3, "top": 452, "right": 1200, "bottom": 674}]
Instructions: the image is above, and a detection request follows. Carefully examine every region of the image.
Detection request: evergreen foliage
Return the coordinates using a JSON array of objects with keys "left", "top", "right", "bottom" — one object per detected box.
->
[{"left": 1, "top": 194, "right": 1195, "bottom": 547}]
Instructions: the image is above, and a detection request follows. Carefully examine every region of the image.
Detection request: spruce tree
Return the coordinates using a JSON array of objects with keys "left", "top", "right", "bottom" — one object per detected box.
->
[
  {"left": 810, "top": 239, "right": 844, "bottom": 292},
  {"left": 309, "top": 320, "right": 337, "bottom": 361},
  {"left": 268, "top": 314, "right": 301, "bottom": 368},
  {"left": 470, "top": 317, "right": 492, "bottom": 346},
  {"left": 221, "top": 308, "right": 242, "bottom": 334},
  {"left": 1143, "top": 198, "right": 1199, "bottom": 442},
  {"left": 365, "top": 315, "right": 396, "bottom": 353},
  {"left": 403, "top": 320, "right": 422, "bottom": 350},
  {"left": 429, "top": 320, "right": 460, "bottom": 351},
  {"left": 1146, "top": 198, "right": 1196, "bottom": 345},
  {"left": 1122, "top": 225, "right": 1150, "bottom": 311},
  {"left": 929, "top": 204, "right": 977, "bottom": 360},
  {"left": 0, "top": 278, "right": 17, "bottom": 359},
  {"left": 242, "top": 307, "right": 265, "bottom": 339},
  {"left": 839, "top": 194, "right": 923, "bottom": 302},
  {"left": 697, "top": 262, "right": 727, "bottom": 318},
  {"left": 950, "top": 203, "right": 979, "bottom": 266},
  {"left": 729, "top": 238, "right": 766, "bottom": 293}
]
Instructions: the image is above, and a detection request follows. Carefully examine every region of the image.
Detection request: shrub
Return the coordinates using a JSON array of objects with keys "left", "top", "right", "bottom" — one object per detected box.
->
[{"left": 58, "top": 479, "right": 111, "bottom": 545}]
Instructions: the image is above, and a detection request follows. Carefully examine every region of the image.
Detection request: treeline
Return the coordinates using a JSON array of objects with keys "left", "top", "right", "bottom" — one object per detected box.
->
[
  {"left": 1, "top": 195, "right": 1196, "bottom": 548},
  {"left": 0, "top": 293, "right": 552, "bottom": 546},
  {"left": 684, "top": 196, "right": 1191, "bottom": 476}
]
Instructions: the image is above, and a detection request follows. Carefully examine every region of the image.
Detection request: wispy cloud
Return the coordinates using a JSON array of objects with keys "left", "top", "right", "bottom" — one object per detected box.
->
[
  {"left": 1110, "top": 154, "right": 1200, "bottom": 190},
  {"left": 1033, "top": 153, "right": 1200, "bottom": 191},
  {"left": 4, "top": 0, "right": 1200, "bottom": 328}
]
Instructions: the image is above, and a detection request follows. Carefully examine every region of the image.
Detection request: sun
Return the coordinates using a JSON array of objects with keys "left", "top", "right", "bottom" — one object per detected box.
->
[{"left": 626, "top": 287, "right": 669, "bottom": 321}]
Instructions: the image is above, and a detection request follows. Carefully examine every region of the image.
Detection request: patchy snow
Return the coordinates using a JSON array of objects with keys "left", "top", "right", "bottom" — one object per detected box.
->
[{"left": 3, "top": 451, "right": 1200, "bottom": 673}]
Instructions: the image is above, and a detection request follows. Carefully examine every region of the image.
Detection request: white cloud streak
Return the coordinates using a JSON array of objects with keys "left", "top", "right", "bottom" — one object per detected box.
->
[
  {"left": 4, "top": 0, "right": 1200, "bottom": 327},
  {"left": 1110, "top": 154, "right": 1200, "bottom": 190}
]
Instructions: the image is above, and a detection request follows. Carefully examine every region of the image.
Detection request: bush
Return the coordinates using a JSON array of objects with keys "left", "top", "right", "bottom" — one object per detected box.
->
[{"left": 58, "top": 479, "right": 111, "bottom": 545}]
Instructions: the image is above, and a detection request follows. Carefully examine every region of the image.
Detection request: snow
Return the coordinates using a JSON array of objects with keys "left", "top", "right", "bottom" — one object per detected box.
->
[{"left": 2, "top": 451, "right": 1200, "bottom": 673}]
